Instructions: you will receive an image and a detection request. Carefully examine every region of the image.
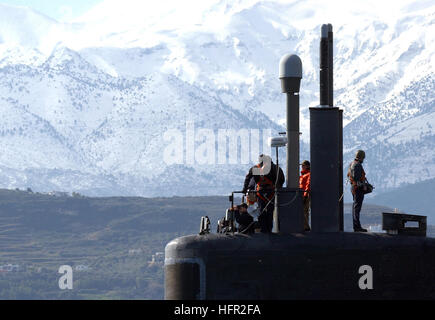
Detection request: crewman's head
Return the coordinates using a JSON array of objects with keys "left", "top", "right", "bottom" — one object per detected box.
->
[
  {"left": 301, "top": 160, "right": 310, "bottom": 170},
  {"left": 355, "top": 150, "right": 365, "bottom": 162},
  {"left": 236, "top": 203, "right": 248, "bottom": 213}
]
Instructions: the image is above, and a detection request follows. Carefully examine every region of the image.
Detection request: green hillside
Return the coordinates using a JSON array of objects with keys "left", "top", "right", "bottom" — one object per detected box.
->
[{"left": 0, "top": 189, "right": 229, "bottom": 299}]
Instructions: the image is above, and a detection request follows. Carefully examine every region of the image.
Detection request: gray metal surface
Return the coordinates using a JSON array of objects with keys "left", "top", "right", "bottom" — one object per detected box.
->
[
  {"left": 321, "top": 24, "right": 332, "bottom": 38},
  {"left": 339, "top": 109, "right": 344, "bottom": 230},
  {"left": 279, "top": 53, "right": 302, "bottom": 190},
  {"left": 165, "top": 232, "right": 435, "bottom": 299},
  {"left": 328, "top": 24, "right": 333, "bottom": 106},
  {"left": 320, "top": 24, "right": 333, "bottom": 106},
  {"left": 382, "top": 212, "right": 427, "bottom": 236},
  {"left": 277, "top": 188, "right": 304, "bottom": 233},
  {"left": 286, "top": 93, "right": 300, "bottom": 189},
  {"left": 310, "top": 108, "right": 341, "bottom": 232},
  {"left": 279, "top": 54, "right": 302, "bottom": 79}
]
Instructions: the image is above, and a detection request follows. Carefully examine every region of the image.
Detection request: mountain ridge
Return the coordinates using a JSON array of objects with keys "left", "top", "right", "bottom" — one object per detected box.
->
[{"left": 0, "top": 1, "right": 433, "bottom": 198}]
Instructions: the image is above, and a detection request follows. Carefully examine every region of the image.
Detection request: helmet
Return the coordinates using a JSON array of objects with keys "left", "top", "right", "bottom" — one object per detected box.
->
[{"left": 355, "top": 150, "right": 365, "bottom": 160}]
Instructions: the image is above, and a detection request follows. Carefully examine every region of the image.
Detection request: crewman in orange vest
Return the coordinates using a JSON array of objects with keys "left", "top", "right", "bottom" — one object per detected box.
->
[
  {"left": 299, "top": 160, "right": 311, "bottom": 232},
  {"left": 242, "top": 154, "right": 285, "bottom": 233},
  {"left": 347, "top": 150, "right": 368, "bottom": 232}
]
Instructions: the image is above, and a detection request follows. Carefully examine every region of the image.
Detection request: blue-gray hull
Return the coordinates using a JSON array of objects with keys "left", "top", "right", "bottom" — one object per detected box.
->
[{"left": 165, "top": 232, "right": 435, "bottom": 299}]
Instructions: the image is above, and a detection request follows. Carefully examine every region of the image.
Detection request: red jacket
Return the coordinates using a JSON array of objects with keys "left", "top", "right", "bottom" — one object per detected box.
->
[{"left": 299, "top": 169, "right": 310, "bottom": 198}]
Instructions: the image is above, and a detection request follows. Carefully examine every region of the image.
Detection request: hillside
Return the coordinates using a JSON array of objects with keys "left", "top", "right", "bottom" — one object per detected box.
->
[
  {"left": 0, "top": 189, "right": 228, "bottom": 299},
  {"left": 368, "top": 178, "right": 435, "bottom": 224}
]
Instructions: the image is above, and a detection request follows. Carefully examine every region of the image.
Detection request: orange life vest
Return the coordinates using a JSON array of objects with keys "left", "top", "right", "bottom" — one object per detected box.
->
[
  {"left": 299, "top": 169, "right": 311, "bottom": 198},
  {"left": 255, "top": 164, "right": 275, "bottom": 202}
]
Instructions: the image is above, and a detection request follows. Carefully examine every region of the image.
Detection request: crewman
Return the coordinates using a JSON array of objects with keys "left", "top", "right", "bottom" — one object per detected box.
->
[
  {"left": 234, "top": 203, "right": 257, "bottom": 234},
  {"left": 299, "top": 160, "right": 311, "bottom": 232},
  {"left": 242, "top": 154, "right": 285, "bottom": 233},
  {"left": 348, "top": 150, "right": 368, "bottom": 232}
]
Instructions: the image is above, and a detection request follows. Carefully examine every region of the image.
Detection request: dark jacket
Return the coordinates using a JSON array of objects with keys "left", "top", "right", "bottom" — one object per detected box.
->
[
  {"left": 348, "top": 159, "right": 366, "bottom": 194},
  {"left": 242, "top": 162, "right": 285, "bottom": 193}
]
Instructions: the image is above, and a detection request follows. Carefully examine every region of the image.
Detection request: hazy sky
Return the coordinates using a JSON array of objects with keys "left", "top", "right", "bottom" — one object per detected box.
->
[{"left": 0, "top": 0, "right": 103, "bottom": 21}]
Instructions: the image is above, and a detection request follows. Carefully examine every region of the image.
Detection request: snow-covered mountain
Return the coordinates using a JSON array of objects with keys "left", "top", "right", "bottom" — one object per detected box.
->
[{"left": 0, "top": 0, "right": 433, "bottom": 199}]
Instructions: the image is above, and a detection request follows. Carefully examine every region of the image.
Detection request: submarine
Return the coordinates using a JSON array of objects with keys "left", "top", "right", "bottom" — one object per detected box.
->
[{"left": 164, "top": 24, "right": 435, "bottom": 300}]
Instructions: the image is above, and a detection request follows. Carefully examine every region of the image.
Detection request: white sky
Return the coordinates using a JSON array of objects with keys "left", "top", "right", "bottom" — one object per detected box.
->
[
  {"left": 0, "top": 0, "right": 431, "bottom": 23},
  {"left": 0, "top": 0, "right": 103, "bottom": 21}
]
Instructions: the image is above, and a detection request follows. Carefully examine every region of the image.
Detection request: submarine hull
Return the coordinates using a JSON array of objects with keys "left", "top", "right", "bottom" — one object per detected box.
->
[{"left": 165, "top": 232, "right": 435, "bottom": 300}]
